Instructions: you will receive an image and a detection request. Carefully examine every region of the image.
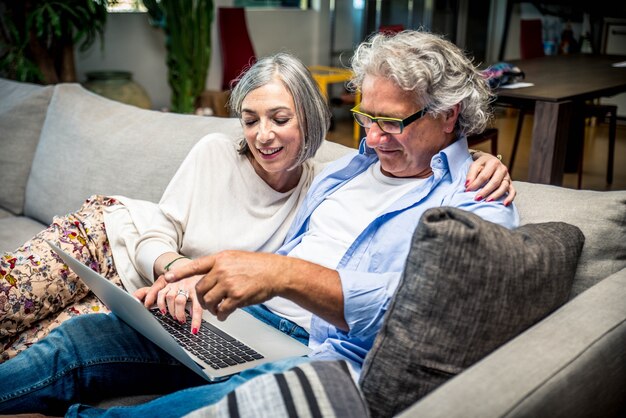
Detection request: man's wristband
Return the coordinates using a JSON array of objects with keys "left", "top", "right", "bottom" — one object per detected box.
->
[{"left": 164, "top": 256, "right": 190, "bottom": 272}]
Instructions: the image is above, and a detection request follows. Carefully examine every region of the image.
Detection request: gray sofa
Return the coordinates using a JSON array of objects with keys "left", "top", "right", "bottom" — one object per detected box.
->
[{"left": 1, "top": 78, "right": 625, "bottom": 417}]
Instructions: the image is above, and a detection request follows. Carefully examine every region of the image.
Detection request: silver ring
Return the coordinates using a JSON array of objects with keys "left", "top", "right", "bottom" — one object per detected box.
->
[{"left": 177, "top": 289, "right": 189, "bottom": 299}]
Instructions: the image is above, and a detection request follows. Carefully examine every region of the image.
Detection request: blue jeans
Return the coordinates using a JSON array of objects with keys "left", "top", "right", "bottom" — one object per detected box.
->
[{"left": 0, "top": 307, "right": 310, "bottom": 417}]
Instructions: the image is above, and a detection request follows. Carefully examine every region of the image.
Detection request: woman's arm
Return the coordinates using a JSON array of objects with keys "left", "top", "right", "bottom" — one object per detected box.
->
[{"left": 133, "top": 140, "right": 202, "bottom": 282}]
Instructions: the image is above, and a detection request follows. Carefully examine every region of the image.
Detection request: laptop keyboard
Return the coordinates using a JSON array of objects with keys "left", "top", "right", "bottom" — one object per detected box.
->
[{"left": 150, "top": 308, "right": 264, "bottom": 369}]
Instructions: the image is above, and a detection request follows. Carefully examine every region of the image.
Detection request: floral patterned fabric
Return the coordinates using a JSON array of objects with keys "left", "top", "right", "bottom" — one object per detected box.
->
[{"left": 0, "top": 195, "right": 124, "bottom": 362}]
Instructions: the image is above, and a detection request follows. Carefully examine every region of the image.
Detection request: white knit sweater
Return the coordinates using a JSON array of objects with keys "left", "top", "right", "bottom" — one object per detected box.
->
[{"left": 103, "top": 133, "right": 317, "bottom": 295}]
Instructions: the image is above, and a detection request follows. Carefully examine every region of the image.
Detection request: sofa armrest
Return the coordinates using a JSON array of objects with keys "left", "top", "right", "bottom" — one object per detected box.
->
[{"left": 397, "top": 268, "right": 626, "bottom": 418}]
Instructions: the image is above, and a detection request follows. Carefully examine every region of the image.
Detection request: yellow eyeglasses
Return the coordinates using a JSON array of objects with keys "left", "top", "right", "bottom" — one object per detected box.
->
[{"left": 350, "top": 106, "right": 429, "bottom": 134}]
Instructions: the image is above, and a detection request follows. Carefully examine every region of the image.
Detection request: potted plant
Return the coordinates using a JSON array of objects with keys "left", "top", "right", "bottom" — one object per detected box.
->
[
  {"left": 142, "top": 0, "right": 214, "bottom": 114},
  {"left": 0, "top": 0, "right": 110, "bottom": 84}
]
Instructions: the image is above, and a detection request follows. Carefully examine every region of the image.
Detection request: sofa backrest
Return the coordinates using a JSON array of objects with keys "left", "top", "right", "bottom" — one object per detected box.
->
[
  {"left": 0, "top": 78, "right": 54, "bottom": 216},
  {"left": 12, "top": 80, "right": 623, "bottom": 300},
  {"left": 513, "top": 181, "right": 626, "bottom": 298},
  {"left": 21, "top": 83, "right": 353, "bottom": 226},
  {"left": 23, "top": 84, "right": 243, "bottom": 224}
]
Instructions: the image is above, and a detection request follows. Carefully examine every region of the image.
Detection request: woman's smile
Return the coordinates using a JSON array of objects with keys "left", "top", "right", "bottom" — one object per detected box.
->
[{"left": 257, "top": 146, "right": 284, "bottom": 157}]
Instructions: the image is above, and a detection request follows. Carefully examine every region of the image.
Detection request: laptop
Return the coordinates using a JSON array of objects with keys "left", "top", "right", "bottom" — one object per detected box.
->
[{"left": 47, "top": 241, "right": 311, "bottom": 382}]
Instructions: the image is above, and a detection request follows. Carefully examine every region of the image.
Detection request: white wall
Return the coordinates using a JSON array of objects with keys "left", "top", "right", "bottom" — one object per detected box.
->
[
  {"left": 76, "top": 3, "right": 330, "bottom": 110},
  {"left": 75, "top": 13, "right": 169, "bottom": 109}
]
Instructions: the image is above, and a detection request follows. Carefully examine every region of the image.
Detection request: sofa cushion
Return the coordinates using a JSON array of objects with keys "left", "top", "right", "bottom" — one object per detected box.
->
[
  {"left": 0, "top": 207, "right": 12, "bottom": 219},
  {"left": 24, "top": 84, "right": 243, "bottom": 225},
  {"left": 399, "top": 267, "right": 626, "bottom": 418},
  {"left": 513, "top": 181, "right": 626, "bottom": 298},
  {"left": 0, "top": 78, "right": 54, "bottom": 216},
  {"left": 184, "top": 361, "right": 368, "bottom": 418},
  {"left": 0, "top": 216, "right": 47, "bottom": 253},
  {"left": 359, "top": 207, "right": 585, "bottom": 418}
]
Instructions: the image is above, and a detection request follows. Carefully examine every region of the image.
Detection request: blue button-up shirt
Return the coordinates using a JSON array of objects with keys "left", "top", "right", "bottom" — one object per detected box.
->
[{"left": 276, "top": 137, "right": 520, "bottom": 373}]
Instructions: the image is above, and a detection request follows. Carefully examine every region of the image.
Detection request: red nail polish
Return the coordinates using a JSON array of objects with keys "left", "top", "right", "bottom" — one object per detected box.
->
[
  {"left": 160, "top": 309, "right": 166, "bottom": 315},
  {"left": 464, "top": 180, "right": 469, "bottom": 187},
  {"left": 475, "top": 195, "right": 483, "bottom": 201},
  {"left": 192, "top": 327, "right": 198, "bottom": 335},
  {"left": 486, "top": 197, "right": 493, "bottom": 202}
]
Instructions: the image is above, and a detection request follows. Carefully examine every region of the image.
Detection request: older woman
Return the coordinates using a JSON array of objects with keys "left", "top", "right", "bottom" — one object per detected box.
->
[
  {"left": 0, "top": 51, "right": 511, "bottom": 364},
  {"left": 0, "top": 53, "right": 327, "bottom": 360}
]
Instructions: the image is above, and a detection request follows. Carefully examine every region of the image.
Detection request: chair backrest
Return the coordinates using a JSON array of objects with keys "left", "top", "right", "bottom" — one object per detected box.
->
[
  {"left": 218, "top": 7, "right": 256, "bottom": 91},
  {"left": 379, "top": 24, "right": 404, "bottom": 34},
  {"left": 520, "top": 19, "right": 544, "bottom": 59}
]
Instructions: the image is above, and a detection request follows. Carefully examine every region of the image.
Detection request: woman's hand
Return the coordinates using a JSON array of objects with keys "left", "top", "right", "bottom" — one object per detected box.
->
[
  {"left": 134, "top": 274, "right": 205, "bottom": 335},
  {"left": 466, "top": 151, "right": 516, "bottom": 206}
]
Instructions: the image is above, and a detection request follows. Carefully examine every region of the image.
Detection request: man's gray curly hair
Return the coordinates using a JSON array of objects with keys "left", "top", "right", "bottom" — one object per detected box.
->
[{"left": 349, "top": 30, "right": 493, "bottom": 136}]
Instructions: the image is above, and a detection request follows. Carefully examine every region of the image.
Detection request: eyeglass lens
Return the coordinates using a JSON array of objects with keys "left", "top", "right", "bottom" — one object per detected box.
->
[{"left": 353, "top": 113, "right": 402, "bottom": 134}]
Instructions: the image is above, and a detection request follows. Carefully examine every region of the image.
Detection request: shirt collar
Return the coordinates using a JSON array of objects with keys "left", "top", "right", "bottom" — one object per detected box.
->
[
  {"left": 358, "top": 137, "right": 377, "bottom": 156},
  {"left": 431, "top": 136, "right": 470, "bottom": 182},
  {"left": 358, "top": 135, "right": 471, "bottom": 181}
]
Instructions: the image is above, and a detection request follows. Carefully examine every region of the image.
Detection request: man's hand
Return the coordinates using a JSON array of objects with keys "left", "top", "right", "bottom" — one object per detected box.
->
[
  {"left": 165, "top": 250, "right": 348, "bottom": 330},
  {"left": 166, "top": 251, "right": 281, "bottom": 320}
]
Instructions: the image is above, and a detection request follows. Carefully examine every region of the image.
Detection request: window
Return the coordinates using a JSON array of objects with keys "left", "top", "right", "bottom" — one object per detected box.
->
[
  {"left": 107, "top": 0, "right": 147, "bottom": 13},
  {"left": 234, "top": 0, "right": 308, "bottom": 9}
]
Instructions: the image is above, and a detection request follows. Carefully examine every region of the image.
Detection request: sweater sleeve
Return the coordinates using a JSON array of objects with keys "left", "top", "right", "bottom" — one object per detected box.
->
[{"left": 133, "top": 138, "right": 204, "bottom": 281}]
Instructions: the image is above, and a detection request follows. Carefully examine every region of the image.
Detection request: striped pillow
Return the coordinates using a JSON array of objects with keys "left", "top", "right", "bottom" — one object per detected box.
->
[{"left": 184, "top": 360, "right": 368, "bottom": 418}]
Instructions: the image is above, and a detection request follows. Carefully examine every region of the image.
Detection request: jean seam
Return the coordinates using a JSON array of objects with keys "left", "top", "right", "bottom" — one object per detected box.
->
[{"left": 0, "top": 356, "right": 180, "bottom": 401}]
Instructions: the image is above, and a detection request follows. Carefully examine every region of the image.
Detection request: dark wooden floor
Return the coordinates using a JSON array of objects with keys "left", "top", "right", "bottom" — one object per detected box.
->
[{"left": 326, "top": 107, "right": 626, "bottom": 191}]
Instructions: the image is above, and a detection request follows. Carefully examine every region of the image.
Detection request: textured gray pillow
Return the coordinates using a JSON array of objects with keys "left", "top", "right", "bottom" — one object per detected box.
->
[
  {"left": 360, "top": 207, "right": 585, "bottom": 418},
  {"left": 0, "top": 78, "right": 53, "bottom": 215},
  {"left": 184, "top": 361, "right": 368, "bottom": 418}
]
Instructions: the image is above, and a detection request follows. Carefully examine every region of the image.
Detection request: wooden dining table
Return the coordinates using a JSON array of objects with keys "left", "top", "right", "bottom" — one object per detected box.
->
[{"left": 495, "top": 54, "right": 626, "bottom": 185}]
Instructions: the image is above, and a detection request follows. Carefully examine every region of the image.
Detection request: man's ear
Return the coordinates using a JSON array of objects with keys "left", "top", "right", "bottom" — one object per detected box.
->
[{"left": 442, "top": 103, "right": 461, "bottom": 134}]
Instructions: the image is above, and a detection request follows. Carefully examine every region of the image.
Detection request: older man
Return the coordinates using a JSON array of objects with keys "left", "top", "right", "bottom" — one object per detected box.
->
[
  {"left": 0, "top": 31, "right": 518, "bottom": 417},
  {"left": 167, "top": 30, "right": 519, "bottom": 368}
]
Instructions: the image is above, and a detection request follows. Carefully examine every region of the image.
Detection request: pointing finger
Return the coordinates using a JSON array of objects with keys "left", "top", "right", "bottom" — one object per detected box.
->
[{"left": 164, "top": 256, "right": 215, "bottom": 282}]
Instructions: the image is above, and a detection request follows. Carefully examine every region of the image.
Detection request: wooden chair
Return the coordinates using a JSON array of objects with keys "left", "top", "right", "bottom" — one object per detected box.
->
[
  {"left": 378, "top": 24, "right": 404, "bottom": 34},
  {"left": 578, "top": 104, "right": 618, "bottom": 187},
  {"left": 467, "top": 128, "right": 498, "bottom": 157},
  {"left": 218, "top": 7, "right": 256, "bottom": 91}
]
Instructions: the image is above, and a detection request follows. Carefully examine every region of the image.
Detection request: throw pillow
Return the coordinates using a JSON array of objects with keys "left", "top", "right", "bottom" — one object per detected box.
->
[
  {"left": 359, "top": 207, "right": 585, "bottom": 418},
  {"left": 0, "top": 79, "right": 53, "bottom": 215},
  {"left": 184, "top": 360, "right": 368, "bottom": 418}
]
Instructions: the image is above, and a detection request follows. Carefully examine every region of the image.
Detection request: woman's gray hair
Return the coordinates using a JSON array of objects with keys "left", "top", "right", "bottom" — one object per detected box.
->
[
  {"left": 228, "top": 53, "right": 331, "bottom": 167},
  {"left": 349, "top": 30, "right": 493, "bottom": 136}
]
